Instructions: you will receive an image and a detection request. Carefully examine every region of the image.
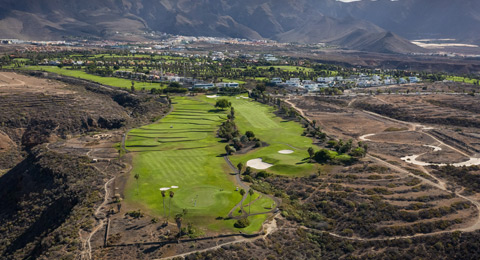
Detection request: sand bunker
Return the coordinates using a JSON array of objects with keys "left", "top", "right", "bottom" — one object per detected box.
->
[
  {"left": 206, "top": 95, "right": 219, "bottom": 98},
  {"left": 247, "top": 158, "right": 273, "bottom": 170},
  {"left": 359, "top": 134, "right": 376, "bottom": 141},
  {"left": 278, "top": 150, "right": 294, "bottom": 154}
]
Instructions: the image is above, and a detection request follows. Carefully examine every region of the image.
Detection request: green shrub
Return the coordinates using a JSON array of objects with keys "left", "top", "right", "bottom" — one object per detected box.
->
[{"left": 234, "top": 218, "right": 250, "bottom": 228}]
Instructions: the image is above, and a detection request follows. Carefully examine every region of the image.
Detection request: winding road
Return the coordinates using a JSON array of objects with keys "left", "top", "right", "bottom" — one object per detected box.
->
[
  {"left": 283, "top": 96, "right": 480, "bottom": 240},
  {"left": 354, "top": 111, "right": 480, "bottom": 237},
  {"left": 224, "top": 156, "right": 281, "bottom": 219}
]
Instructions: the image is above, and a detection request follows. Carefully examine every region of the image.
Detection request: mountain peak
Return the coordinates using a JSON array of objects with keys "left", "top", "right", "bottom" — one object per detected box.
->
[{"left": 4, "top": 0, "right": 473, "bottom": 54}]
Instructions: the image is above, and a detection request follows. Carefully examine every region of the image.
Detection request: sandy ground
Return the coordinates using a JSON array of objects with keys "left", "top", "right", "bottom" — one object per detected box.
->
[
  {"left": 0, "top": 71, "right": 75, "bottom": 95},
  {"left": 0, "top": 72, "right": 79, "bottom": 96},
  {"left": 278, "top": 150, "right": 294, "bottom": 154},
  {"left": 247, "top": 158, "right": 273, "bottom": 170},
  {"left": 0, "top": 131, "right": 13, "bottom": 151}
]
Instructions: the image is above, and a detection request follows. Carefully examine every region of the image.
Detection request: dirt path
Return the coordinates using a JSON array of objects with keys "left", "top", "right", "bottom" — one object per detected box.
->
[
  {"left": 0, "top": 71, "right": 25, "bottom": 87},
  {"left": 78, "top": 146, "right": 131, "bottom": 260},
  {"left": 224, "top": 156, "right": 281, "bottom": 219},
  {"left": 79, "top": 175, "right": 116, "bottom": 260},
  {"left": 224, "top": 156, "right": 250, "bottom": 218},
  {"left": 158, "top": 213, "right": 279, "bottom": 260},
  {"left": 289, "top": 100, "right": 480, "bottom": 238},
  {"left": 347, "top": 98, "right": 357, "bottom": 107},
  {"left": 284, "top": 98, "right": 310, "bottom": 123}
]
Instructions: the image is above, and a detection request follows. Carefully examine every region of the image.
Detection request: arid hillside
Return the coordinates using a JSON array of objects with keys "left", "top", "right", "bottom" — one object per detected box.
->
[{"left": 0, "top": 71, "right": 168, "bottom": 259}]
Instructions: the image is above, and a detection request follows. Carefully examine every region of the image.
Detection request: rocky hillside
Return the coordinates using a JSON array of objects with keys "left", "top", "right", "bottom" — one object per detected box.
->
[
  {"left": 0, "top": 0, "right": 436, "bottom": 54},
  {"left": 0, "top": 72, "right": 169, "bottom": 258},
  {"left": 0, "top": 147, "right": 104, "bottom": 259}
]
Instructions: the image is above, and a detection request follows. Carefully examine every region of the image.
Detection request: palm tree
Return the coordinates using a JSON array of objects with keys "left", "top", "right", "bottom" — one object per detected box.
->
[
  {"left": 239, "top": 188, "right": 245, "bottom": 197},
  {"left": 248, "top": 189, "right": 254, "bottom": 215},
  {"left": 161, "top": 190, "right": 166, "bottom": 219},
  {"left": 168, "top": 191, "right": 175, "bottom": 221},
  {"left": 175, "top": 214, "right": 183, "bottom": 235},
  {"left": 236, "top": 162, "right": 244, "bottom": 175},
  {"left": 134, "top": 173, "right": 140, "bottom": 195},
  {"left": 308, "top": 147, "right": 315, "bottom": 162}
]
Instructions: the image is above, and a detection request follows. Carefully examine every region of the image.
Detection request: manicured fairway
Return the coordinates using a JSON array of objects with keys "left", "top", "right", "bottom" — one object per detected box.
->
[
  {"left": 20, "top": 66, "right": 164, "bottom": 90},
  {"left": 125, "top": 97, "right": 271, "bottom": 233},
  {"left": 202, "top": 95, "right": 318, "bottom": 176},
  {"left": 446, "top": 76, "right": 478, "bottom": 84}
]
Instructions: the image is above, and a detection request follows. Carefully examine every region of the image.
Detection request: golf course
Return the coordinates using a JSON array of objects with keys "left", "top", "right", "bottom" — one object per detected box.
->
[
  {"left": 202, "top": 95, "right": 317, "bottom": 177},
  {"left": 125, "top": 95, "right": 317, "bottom": 233},
  {"left": 125, "top": 97, "right": 277, "bottom": 233}
]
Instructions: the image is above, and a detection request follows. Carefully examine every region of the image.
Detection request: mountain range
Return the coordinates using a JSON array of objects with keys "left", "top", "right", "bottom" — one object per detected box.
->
[{"left": 0, "top": 0, "right": 478, "bottom": 54}]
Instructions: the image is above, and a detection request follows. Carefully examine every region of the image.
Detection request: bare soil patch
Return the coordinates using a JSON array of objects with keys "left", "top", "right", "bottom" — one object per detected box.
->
[
  {"left": 0, "top": 71, "right": 75, "bottom": 95},
  {"left": 368, "top": 131, "right": 436, "bottom": 145}
]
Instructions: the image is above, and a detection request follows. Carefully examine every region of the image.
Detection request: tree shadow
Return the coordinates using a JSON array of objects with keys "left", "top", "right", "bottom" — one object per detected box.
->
[
  {"left": 143, "top": 245, "right": 162, "bottom": 253},
  {"left": 208, "top": 109, "right": 226, "bottom": 113}
]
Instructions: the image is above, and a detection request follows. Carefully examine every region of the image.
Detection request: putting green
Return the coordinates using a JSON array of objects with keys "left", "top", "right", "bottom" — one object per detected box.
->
[
  {"left": 202, "top": 95, "right": 318, "bottom": 176},
  {"left": 125, "top": 97, "right": 272, "bottom": 233}
]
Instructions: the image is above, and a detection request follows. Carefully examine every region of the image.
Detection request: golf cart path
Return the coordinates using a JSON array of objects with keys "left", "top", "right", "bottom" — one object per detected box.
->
[
  {"left": 224, "top": 156, "right": 281, "bottom": 219},
  {"left": 159, "top": 213, "right": 280, "bottom": 260}
]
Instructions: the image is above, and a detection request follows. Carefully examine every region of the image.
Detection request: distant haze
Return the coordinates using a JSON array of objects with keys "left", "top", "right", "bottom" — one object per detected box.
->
[{"left": 0, "top": 0, "right": 478, "bottom": 53}]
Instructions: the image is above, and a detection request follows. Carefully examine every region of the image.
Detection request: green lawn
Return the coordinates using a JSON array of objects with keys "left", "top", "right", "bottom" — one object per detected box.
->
[
  {"left": 125, "top": 97, "right": 271, "bottom": 233},
  {"left": 218, "top": 78, "right": 246, "bottom": 84},
  {"left": 201, "top": 95, "right": 318, "bottom": 176},
  {"left": 446, "top": 76, "right": 478, "bottom": 84},
  {"left": 19, "top": 66, "right": 165, "bottom": 90}
]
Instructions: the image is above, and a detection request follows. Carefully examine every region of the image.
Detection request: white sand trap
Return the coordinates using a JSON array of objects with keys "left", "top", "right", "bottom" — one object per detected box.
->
[
  {"left": 424, "top": 145, "right": 442, "bottom": 152},
  {"left": 359, "top": 134, "right": 376, "bottom": 141},
  {"left": 206, "top": 95, "right": 219, "bottom": 98},
  {"left": 242, "top": 96, "right": 249, "bottom": 99},
  {"left": 247, "top": 158, "right": 273, "bottom": 170},
  {"left": 278, "top": 150, "right": 294, "bottom": 154}
]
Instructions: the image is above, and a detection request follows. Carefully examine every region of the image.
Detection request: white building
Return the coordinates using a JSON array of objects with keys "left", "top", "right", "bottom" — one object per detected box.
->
[
  {"left": 271, "top": 78, "right": 283, "bottom": 84},
  {"left": 304, "top": 84, "right": 319, "bottom": 92},
  {"left": 409, "top": 77, "right": 420, "bottom": 83},
  {"left": 216, "top": 82, "right": 239, "bottom": 88},
  {"left": 285, "top": 80, "right": 301, "bottom": 87},
  {"left": 193, "top": 83, "right": 215, "bottom": 89},
  {"left": 317, "top": 77, "right": 335, "bottom": 83}
]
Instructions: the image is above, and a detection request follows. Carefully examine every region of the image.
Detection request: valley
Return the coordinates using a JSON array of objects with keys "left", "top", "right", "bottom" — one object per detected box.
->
[
  {"left": 1, "top": 0, "right": 480, "bottom": 259},
  {"left": 1, "top": 48, "right": 480, "bottom": 259}
]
